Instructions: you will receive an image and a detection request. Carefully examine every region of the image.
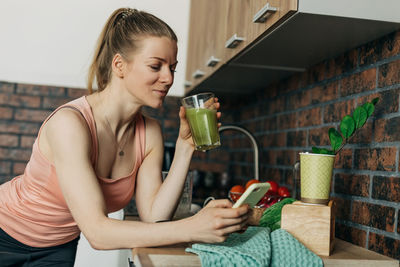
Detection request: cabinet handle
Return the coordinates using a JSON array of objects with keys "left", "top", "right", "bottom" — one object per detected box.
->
[
  {"left": 206, "top": 56, "right": 221, "bottom": 67},
  {"left": 225, "top": 34, "right": 245, "bottom": 49},
  {"left": 184, "top": 81, "right": 192, "bottom": 88},
  {"left": 192, "top": 69, "right": 205, "bottom": 79},
  {"left": 253, "top": 3, "right": 277, "bottom": 23}
]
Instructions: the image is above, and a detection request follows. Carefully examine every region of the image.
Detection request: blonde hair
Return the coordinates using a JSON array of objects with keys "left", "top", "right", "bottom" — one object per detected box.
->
[{"left": 87, "top": 8, "right": 177, "bottom": 94}]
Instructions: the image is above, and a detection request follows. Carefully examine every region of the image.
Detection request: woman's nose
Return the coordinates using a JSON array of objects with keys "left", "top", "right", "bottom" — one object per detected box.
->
[{"left": 160, "top": 67, "right": 174, "bottom": 85}]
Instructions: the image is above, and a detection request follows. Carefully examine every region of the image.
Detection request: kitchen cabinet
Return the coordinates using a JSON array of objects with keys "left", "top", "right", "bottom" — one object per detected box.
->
[{"left": 184, "top": 0, "right": 400, "bottom": 95}]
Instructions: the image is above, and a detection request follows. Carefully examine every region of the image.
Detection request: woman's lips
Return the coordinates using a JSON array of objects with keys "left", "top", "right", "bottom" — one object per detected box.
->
[{"left": 153, "top": 89, "right": 168, "bottom": 96}]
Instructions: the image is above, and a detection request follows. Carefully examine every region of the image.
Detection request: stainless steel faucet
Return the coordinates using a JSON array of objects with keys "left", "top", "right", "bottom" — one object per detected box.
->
[{"left": 218, "top": 125, "right": 259, "bottom": 180}]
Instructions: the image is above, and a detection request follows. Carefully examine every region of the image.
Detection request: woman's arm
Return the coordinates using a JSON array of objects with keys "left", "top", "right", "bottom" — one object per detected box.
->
[
  {"left": 45, "top": 109, "right": 199, "bottom": 249},
  {"left": 46, "top": 108, "right": 246, "bottom": 250},
  {"left": 134, "top": 115, "right": 193, "bottom": 222}
]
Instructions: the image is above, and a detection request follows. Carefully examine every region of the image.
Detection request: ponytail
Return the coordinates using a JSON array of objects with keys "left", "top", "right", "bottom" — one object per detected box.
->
[{"left": 87, "top": 8, "right": 177, "bottom": 94}]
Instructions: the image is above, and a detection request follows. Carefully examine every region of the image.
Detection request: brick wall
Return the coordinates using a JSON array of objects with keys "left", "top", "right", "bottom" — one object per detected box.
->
[
  {"left": 191, "top": 30, "right": 400, "bottom": 260},
  {"left": 0, "top": 83, "right": 181, "bottom": 184},
  {"left": 0, "top": 83, "right": 87, "bottom": 183}
]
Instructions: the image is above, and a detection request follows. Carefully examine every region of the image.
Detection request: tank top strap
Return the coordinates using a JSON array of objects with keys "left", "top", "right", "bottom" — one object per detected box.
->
[
  {"left": 37, "top": 96, "right": 98, "bottom": 165},
  {"left": 134, "top": 114, "right": 146, "bottom": 166}
]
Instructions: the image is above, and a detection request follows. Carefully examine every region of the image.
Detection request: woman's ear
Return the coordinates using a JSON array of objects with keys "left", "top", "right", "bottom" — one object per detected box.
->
[{"left": 111, "top": 53, "right": 125, "bottom": 78}]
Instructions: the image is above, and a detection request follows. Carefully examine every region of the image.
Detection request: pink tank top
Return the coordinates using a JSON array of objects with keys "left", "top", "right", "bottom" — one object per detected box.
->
[{"left": 0, "top": 96, "right": 146, "bottom": 247}]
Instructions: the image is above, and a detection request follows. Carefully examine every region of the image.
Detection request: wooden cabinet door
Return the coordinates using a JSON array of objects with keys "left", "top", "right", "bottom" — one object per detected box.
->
[
  {"left": 185, "top": 0, "right": 229, "bottom": 93},
  {"left": 185, "top": 0, "right": 207, "bottom": 91}
]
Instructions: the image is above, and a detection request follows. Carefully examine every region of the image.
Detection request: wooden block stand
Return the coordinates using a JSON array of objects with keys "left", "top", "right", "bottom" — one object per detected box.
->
[{"left": 281, "top": 200, "right": 335, "bottom": 256}]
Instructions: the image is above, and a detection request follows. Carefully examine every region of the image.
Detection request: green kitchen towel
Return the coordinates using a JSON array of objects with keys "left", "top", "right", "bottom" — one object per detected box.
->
[{"left": 186, "top": 227, "right": 323, "bottom": 267}]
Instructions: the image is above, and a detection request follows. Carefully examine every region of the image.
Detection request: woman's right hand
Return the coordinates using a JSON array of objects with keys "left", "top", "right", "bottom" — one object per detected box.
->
[{"left": 182, "top": 199, "right": 249, "bottom": 243}]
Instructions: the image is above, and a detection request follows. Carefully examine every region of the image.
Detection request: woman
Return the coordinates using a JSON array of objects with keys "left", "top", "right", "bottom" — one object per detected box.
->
[{"left": 0, "top": 8, "right": 249, "bottom": 266}]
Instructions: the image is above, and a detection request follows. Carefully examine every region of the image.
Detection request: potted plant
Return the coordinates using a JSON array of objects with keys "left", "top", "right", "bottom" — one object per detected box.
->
[{"left": 300, "top": 98, "right": 379, "bottom": 205}]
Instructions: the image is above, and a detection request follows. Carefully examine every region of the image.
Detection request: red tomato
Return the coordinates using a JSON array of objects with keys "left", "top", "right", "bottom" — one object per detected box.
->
[
  {"left": 229, "top": 185, "right": 245, "bottom": 202},
  {"left": 266, "top": 180, "right": 279, "bottom": 193},
  {"left": 245, "top": 179, "right": 259, "bottom": 189},
  {"left": 278, "top": 186, "right": 291, "bottom": 197}
]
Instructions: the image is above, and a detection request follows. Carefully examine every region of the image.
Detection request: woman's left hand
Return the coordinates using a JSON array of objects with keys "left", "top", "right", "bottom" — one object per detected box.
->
[{"left": 178, "top": 97, "right": 221, "bottom": 147}]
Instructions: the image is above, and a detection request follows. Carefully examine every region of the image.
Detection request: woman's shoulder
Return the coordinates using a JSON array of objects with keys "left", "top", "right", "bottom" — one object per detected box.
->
[
  {"left": 141, "top": 113, "right": 161, "bottom": 132},
  {"left": 44, "top": 107, "right": 92, "bottom": 141}
]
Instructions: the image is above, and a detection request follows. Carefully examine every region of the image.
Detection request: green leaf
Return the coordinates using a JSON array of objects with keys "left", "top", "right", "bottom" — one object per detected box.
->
[
  {"left": 362, "top": 102, "right": 375, "bottom": 117},
  {"left": 329, "top": 128, "right": 343, "bottom": 152},
  {"left": 340, "top": 115, "right": 355, "bottom": 138},
  {"left": 312, "top": 147, "right": 322, "bottom": 154},
  {"left": 353, "top": 106, "right": 368, "bottom": 129},
  {"left": 371, "top": 97, "right": 379, "bottom": 105},
  {"left": 312, "top": 147, "right": 334, "bottom": 155}
]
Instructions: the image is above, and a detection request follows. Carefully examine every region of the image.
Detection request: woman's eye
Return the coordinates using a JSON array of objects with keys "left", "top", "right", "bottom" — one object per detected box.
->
[
  {"left": 170, "top": 68, "right": 176, "bottom": 73},
  {"left": 150, "top": 65, "right": 160, "bottom": 71}
]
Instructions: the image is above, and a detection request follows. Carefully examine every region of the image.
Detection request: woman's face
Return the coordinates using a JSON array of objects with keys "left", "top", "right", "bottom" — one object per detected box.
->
[{"left": 122, "top": 36, "right": 178, "bottom": 109}]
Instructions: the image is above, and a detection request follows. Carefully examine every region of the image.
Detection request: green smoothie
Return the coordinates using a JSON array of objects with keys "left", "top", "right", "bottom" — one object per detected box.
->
[{"left": 185, "top": 107, "right": 220, "bottom": 151}]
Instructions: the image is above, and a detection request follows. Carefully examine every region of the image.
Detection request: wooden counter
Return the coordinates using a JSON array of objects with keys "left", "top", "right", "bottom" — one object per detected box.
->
[{"left": 131, "top": 239, "right": 398, "bottom": 267}]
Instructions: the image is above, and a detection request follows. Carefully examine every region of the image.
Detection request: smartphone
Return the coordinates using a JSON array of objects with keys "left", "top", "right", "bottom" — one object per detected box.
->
[{"left": 232, "top": 182, "right": 270, "bottom": 208}]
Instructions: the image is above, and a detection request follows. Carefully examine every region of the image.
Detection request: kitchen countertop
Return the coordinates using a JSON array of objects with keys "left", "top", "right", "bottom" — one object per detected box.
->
[{"left": 130, "top": 238, "right": 398, "bottom": 267}]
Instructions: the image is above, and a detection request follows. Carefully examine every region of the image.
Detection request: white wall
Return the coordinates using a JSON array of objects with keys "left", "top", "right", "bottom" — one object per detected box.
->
[{"left": 0, "top": 0, "right": 189, "bottom": 96}]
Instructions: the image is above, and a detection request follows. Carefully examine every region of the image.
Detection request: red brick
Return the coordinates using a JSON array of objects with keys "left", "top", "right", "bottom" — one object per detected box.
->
[
  {"left": 207, "top": 149, "right": 230, "bottom": 162},
  {"left": 163, "top": 119, "right": 179, "bottom": 129},
  {"left": 351, "top": 201, "right": 395, "bottom": 231},
  {"left": 335, "top": 222, "right": 366, "bottom": 247},
  {"left": 354, "top": 147, "right": 396, "bottom": 171},
  {"left": 286, "top": 131, "right": 306, "bottom": 147},
  {"left": 268, "top": 96, "right": 285, "bottom": 114},
  {"left": 13, "top": 162, "right": 26, "bottom": 175},
  {"left": 278, "top": 113, "right": 297, "bottom": 129},
  {"left": 262, "top": 150, "right": 276, "bottom": 165},
  {"left": 348, "top": 122, "right": 373, "bottom": 144},
  {"left": 261, "top": 132, "right": 286, "bottom": 148},
  {"left": 67, "top": 88, "right": 87, "bottom": 98},
  {"left": 297, "top": 107, "right": 321, "bottom": 127},
  {"left": 287, "top": 90, "right": 311, "bottom": 110},
  {"left": 14, "top": 109, "right": 51, "bottom": 122},
  {"left": 245, "top": 121, "right": 257, "bottom": 133},
  {"left": 360, "top": 30, "right": 400, "bottom": 66},
  {"left": 334, "top": 173, "right": 369, "bottom": 197},
  {"left": 357, "top": 89, "right": 399, "bottom": 116},
  {"left": 240, "top": 106, "right": 256, "bottom": 121},
  {"left": 0, "top": 93, "right": 40, "bottom": 108},
  {"left": 334, "top": 149, "right": 352, "bottom": 169},
  {"left": 323, "top": 99, "right": 355, "bottom": 123},
  {"left": 308, "top": 126, "right": 331, "bottom": 147},
  {"left": 0, "top": 148, "right": 32, "bottom": 161},
  {"left": 331, "top": 197, "right": 351, "bottom": 220},
  {"left": 0, "top": 121, "right": 39, "bottom": 135},
  {"left": 162, "top": 132, "right": 178, "bottom": 143},
  {"left": 0, "top": 161, "right": 11, "bottom": 175},
  {"left": 378, "top": 59, "right": 400, "bottom": 88},
  {"left": 372, "top": 176, "right": 400, "bottom": 202},
  {"left": 368, "top": 233, "right": 400, "bottom": 260},
  {"left": 0, "top": 134, "right": 18, "bottom": 147},
  {"left": 374, "top": 117, "right": 400, "bottom": 143},
  {"left": 340, "top": 68, "right": 376, "bottom": 97},
  {"left": 279, "top": 150, "right": 296, "bottom": 166},
  {"left": 20, "top": 136, "right": 36, "bottom": 148},
  {"left": 263, "top": 168, "right": 283, "bottom": 182},
  {"left": 261, "top": 117, "right": 277, "bottom": 131},
  {"left": 310, "top": 81, "right": 339, "bottom": 104},
  {"left": 325, "top": 48, "right": 358, "bottom": 79},
  {"left": 42, "top": 97, "right": 69, "bottom": 109},
  {"left": 304, "top": 61, "right": 326, "bottom": 85},
  {"left": 0, "top": 82, "right": 15, "bottom": 93},
  {"left": 0, "top": 107, "right": 13, "bottom": 119},
  {"left": 16, "top": 84, "right": 65, "bottom": 96},
  {"left": 282, "top": 75, "right": 300, "bottom": 93}
]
